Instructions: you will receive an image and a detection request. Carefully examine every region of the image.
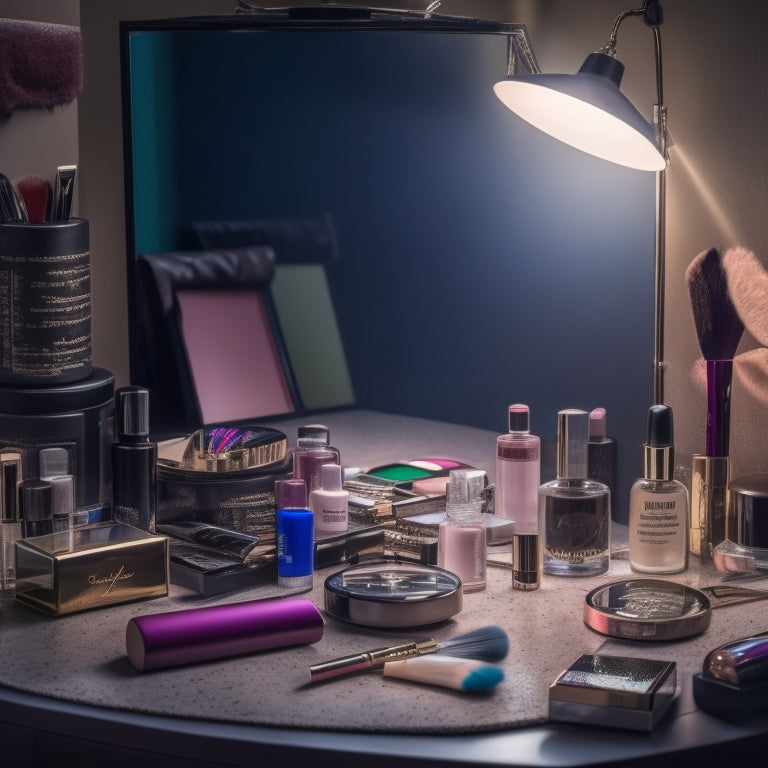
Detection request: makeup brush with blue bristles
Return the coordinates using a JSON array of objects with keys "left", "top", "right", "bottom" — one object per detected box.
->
[
  {"left": 309, "top": 625, "right": 509, "bottom": 683},
  {"left": 383, "top": 655, "right": 505, "bottom": 692}
]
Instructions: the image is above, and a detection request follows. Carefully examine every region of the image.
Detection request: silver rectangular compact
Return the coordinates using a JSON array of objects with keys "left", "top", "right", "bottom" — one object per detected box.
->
[{"left": 549, "top": 654, "right": 677, "bottom": 731}]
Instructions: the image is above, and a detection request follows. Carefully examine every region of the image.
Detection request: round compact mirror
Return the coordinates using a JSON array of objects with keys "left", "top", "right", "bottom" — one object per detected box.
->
[
  {"left": 324, "top": 562, "right": 462, "bottom": 628},
  {"left": 584, "top": 578, "right": 712, "bottom": 640}
]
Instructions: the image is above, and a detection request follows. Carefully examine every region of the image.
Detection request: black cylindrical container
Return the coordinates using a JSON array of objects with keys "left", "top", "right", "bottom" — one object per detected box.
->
[
  {"left": 0, "top": 367, "right": 114, "bottom": 515},
  {"left": 112, "top": 386, "right": 157, "bottom": 532},
  {"left": 0, "top": 219, "right": 91, "bottom": 385},
  {"left": 729, "top": 475, "right": 768, "bottom": 548}
]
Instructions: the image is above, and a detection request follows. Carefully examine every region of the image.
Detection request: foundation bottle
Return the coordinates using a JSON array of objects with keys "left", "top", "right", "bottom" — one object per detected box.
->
[{"left": 629, "top": 405, "right": 688, "bottom": 573}]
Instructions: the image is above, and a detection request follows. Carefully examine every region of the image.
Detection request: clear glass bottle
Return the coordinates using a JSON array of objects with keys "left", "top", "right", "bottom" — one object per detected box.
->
[
  {"left": 495, "top": 404, "right": 540, "bottom": 532},
  {"left": 293, "top": 425, "right": 341, "bottom": 494},
  {"left": 539, "top": 409, "right": 611, "bottom": 576},
  {"left": 438, "top": 468, "right": 487, "bottom": 592},
  {"left": 275, "top": 478, "right": 314, "bottom": 589},
  {"left": 629, "top": 404, "right": 689, "bottom": 573}
]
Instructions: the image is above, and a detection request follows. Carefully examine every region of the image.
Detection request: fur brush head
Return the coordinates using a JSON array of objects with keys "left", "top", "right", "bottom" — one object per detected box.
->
[
  {"left": 686, "top": 247, "right": 744, "bottom": 361},
  {"left": 723, "top": 247, "right": 768, "bottom": 348}
]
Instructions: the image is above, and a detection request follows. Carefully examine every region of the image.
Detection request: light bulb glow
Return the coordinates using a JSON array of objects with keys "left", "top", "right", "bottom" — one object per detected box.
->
[{"left": 494, "top": 80, "right": 666, "bottom": 172}]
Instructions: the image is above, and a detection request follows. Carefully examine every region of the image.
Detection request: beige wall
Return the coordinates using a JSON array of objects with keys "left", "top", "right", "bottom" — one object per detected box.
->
[{"left": 3, "top": 1, "right": 768, "bottom": 484}]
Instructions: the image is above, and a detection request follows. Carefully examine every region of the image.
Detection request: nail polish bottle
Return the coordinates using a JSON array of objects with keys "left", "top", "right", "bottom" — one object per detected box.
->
[
  {"left": 112, "top": 386, "right": 157, "bottom": 532},
  {"left": 293, "top": 425, "right": 341, "bottom": 494},
  {"left": 310, "top": 463, "right": 348, "bottom": 537},
  {"left": 21, "top": 479, "right": 53, "bottom": 538},
  {"left": 0, "top": 451, "right": 22, "bottom": 591},
  {"left": 438, "top": 468, "right": 487, "bottom": 592},
  {"left": 629, "top": 404, "right": 689, "bottom": 573},
  {"left": 539, "top": 409, "right": 611, "bottom": 576},
  {"left": 495, "top": 404, "right": 540, "bottom": 531},
  {"left": 275, "top": 478, "right": 314, "bottom": 589},
  {"left": 587, "top": 407, "right": 617, "bottom": 503}
]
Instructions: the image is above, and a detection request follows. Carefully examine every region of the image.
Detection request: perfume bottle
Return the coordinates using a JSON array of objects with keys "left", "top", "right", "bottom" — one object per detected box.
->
[
  {"left": 539, "top": 409, "right": 611, "bottom": 576},
  {"left": 275, "top": 478, "right": 314, "bottom": 589},
  {"left": 293, "top": 425, "right": 341, "bottom": 493},
  {"left": 629, "top": 404, "right": 689, "bottom": 573},
  {"left": 310, "top": 463, "right": 348, "bottom": 537},
  {"left": 587, "top": 407, "right": 617, "bottom": 502},
  {"left": 112, "top": 386, "right": 157, "bottom": 532},
  {"left": 438, "top": 468, "right": 487, "bottom": 592},
  {"left": 495, "top": 404, "right": 540, "bottom": 532}
]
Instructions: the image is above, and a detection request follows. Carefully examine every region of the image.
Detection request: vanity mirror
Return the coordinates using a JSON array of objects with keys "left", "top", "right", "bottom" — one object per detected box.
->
[{"left": 120, "top": 6, "right": 657, "bottom": 517}]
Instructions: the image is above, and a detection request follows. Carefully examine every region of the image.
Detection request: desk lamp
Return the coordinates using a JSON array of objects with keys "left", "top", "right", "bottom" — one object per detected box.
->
[{"left": 494, "top": 0, "right": 668, "bottom": 402}]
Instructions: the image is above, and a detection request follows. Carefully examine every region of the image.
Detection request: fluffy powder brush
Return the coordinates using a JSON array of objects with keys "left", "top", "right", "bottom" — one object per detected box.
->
[{"left": 686, "top": 247, "right": 744, "bottom": 557}]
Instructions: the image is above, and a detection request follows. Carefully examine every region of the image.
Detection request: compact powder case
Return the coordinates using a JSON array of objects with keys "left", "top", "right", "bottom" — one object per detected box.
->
[
  {"left": 583, "top": 578, "right": 712, "bottom": 640},
  {"left": 323, "top": 562, "right": 462, "bottom": 628}
]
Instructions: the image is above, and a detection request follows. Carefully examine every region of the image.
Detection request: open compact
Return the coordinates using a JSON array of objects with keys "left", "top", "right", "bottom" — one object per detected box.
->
[
  {"left": 323, "top": 562, "right": 462, "bottom": 628},
  {"left": 583, "top": 578, "right": 712, "bottom": 640}
]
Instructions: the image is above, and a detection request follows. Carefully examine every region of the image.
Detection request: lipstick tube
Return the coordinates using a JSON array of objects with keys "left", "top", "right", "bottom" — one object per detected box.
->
[{"left": 126, "top": 597, "right": 324, "bottom": 671}]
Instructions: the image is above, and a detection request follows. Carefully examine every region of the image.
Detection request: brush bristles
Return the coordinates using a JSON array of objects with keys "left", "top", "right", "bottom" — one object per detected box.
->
[
  {"left": 686, "top": 247, "right": 744, "bottom": 361},
  {"left": 435, "top": 625, "right": 509, "bottom": 663},
  {"left": 383, "top": 655, "right": 504, "bottom": 692}
]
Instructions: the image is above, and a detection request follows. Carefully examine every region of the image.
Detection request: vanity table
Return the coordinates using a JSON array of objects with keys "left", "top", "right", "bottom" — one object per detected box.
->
[{"left": 1, "top": 410, "right": 767, "bottom": 766}]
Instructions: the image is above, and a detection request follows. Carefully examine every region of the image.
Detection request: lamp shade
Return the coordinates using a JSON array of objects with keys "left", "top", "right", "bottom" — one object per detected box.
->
[{"left": 494, "top": 52, "right": 666, "bottom": 172}]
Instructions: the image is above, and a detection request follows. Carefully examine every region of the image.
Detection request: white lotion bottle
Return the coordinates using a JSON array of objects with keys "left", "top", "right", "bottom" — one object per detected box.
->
[
  {"left": 629, "top": 404, "right": 689, "bottom": 573},
  {"left": 495, "top": 403, "right": 540, "bottom": 530},
  {"left": 438, "top": 468, "right": 487, "bottom": 592},
  {"left": 310, "top": 463, "right": 348, "bottom": 537}
]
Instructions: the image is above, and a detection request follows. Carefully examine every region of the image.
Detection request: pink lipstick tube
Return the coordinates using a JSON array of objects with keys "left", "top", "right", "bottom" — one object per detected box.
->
[{"left": 126, "top": 597, "right": 324, "bottom": 671}]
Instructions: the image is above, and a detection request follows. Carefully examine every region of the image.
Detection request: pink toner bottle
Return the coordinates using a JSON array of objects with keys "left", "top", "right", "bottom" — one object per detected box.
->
[{"left": 495, "top": 404, "right": 540, "bottom": 532}]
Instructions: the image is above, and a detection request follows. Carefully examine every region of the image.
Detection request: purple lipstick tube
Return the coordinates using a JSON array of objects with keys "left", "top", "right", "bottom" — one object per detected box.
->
[{"left": 126, "top": 597, "right": 324, "bottom": 671}]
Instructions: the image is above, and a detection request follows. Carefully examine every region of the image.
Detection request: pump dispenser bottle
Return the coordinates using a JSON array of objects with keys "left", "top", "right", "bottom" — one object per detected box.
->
[
  {"left": 438, "top": 468, "right": 487, "bottom": 592},
  {"left": 495, "top": 404, "right": 540, "bottom": 531},
  {"left": 112, "top": 386, "right": 157, "bottom": 532},
  {"left": 539, "top": 409, "right": 610, "bottom": 576},
  {"left": 629, "top": 405, "right": 689, "bottom": 573}
]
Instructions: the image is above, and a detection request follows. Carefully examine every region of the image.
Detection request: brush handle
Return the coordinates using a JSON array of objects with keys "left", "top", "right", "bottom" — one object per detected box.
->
[
  {"left": 309, "top": 639, "right": 438, "bottom": 682},
  {"left": 707, "top": 360, "right": 733, "bottom": 457}
]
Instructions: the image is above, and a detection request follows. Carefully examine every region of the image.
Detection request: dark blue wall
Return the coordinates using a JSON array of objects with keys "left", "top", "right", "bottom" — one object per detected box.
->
[{"left": 127, "top": 28, "right": 655, "bottom": 521}]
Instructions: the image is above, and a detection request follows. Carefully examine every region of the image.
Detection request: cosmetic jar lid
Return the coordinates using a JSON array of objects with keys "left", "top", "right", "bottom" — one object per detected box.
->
[
  {"left": 324, "top": 562, "right": 462, "bottom": 628},
  {"left": 730, "top": 474, "right": 768, "bottom": 547},
  {"left": 157, "top": 425, "right": 287, "bottom": 476},
  {"left": 583, "top": 578, "right": 711, "bottom": 640}
]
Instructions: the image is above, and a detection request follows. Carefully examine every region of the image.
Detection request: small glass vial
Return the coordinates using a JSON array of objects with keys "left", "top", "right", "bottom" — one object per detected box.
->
[
  {"left": 438, "top": 468, "right": 487, "bottom": 592},
  {"left": 629, "top": 404, "right": 689, "bottom": 573},
  {"left": 293, "top": 425, "right": 341, "bottom": 494},
  {"left": 495, "top": 404, "right": 540, "bottom": 532},
  {"left": 310, "top": 463, "right": 348, "bottom": 537},
  {"left": 275, "top": 478, "right": 314, "bottom": 589},
  {"left": 539, "top": 409, "right": 611, "bottom": 576}
]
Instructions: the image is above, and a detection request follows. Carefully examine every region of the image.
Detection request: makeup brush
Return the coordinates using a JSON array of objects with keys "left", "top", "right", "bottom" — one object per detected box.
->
[
  {"left": 383, "top": 655, "right": 505, "bottom": 692},
  {"left": 686, "top": 247, "right": 745, "bottom": 557},
  {"left": 13, "top": 175, "right": 52, "bottom": 224},
  {"left": 309, "top": 624, "right": 509, "bottom": 683}
]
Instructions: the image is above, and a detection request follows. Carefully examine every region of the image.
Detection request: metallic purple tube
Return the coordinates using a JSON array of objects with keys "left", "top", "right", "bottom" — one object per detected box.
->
[{"left": 126, "top": 597, "right": 324, "bottom": 671}]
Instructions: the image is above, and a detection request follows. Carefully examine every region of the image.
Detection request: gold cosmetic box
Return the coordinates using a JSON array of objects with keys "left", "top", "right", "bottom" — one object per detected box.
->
[{"left": 15, "top": 522, "right": 168, "bottom": 615}]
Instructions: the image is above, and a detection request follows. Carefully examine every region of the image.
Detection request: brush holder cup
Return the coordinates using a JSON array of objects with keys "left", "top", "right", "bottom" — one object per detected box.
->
[{"left": 0, "top": 219, "right": 91, "bottom": 386}]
